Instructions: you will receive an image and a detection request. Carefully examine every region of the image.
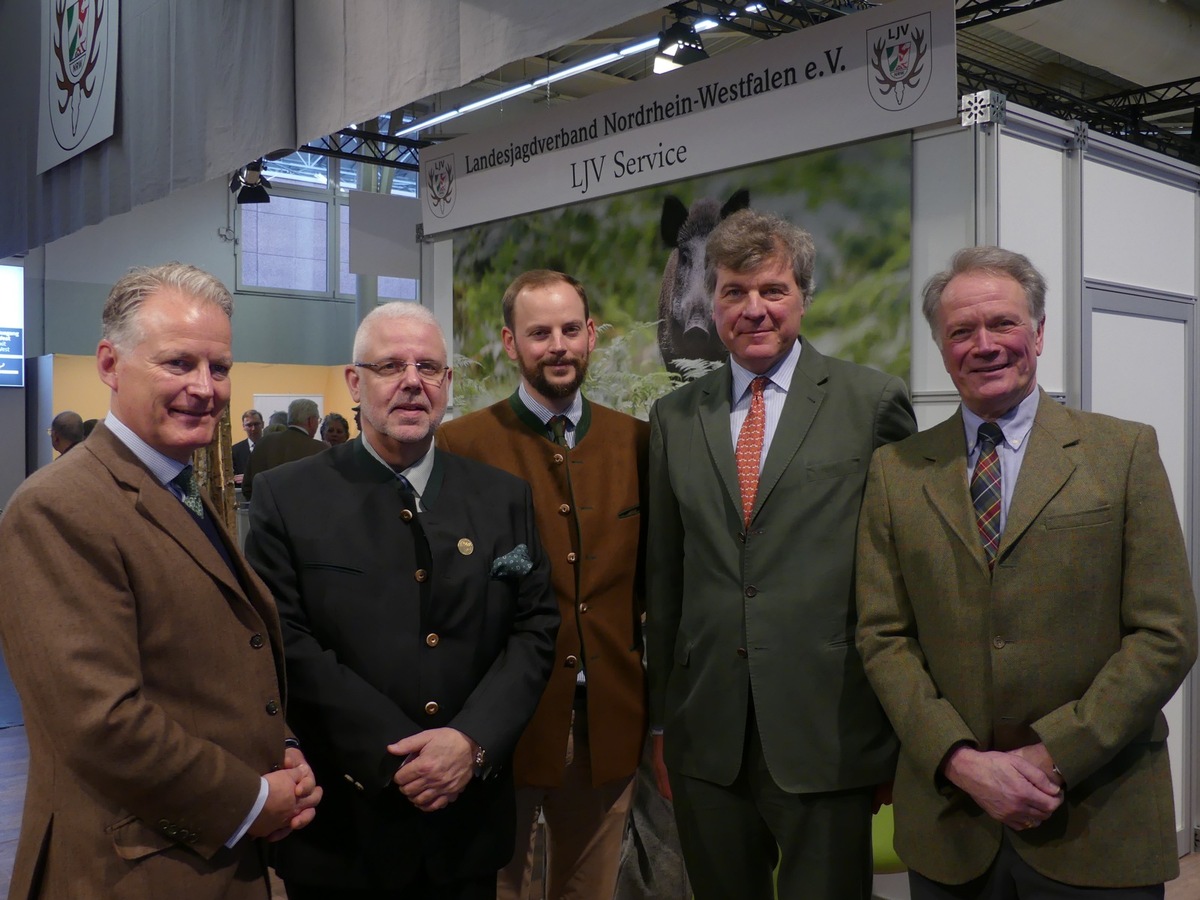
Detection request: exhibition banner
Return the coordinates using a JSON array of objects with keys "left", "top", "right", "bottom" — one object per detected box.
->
[
  {"left": 38, "top": 0, "right": 120, "bottom": 174},
  {"left": 421, "top": 0, "right": 954, "bottom": 235}
]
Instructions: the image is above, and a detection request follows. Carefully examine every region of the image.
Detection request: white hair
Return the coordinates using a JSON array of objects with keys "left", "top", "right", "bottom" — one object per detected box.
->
[{"left": 352, "top": 302, "right": 448, "bottom": 362}]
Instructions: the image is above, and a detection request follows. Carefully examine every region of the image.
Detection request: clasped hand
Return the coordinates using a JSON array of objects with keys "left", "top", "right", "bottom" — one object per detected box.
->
[
  {"left": 388, "top": 728, "right": 476, "bottom": 812},
  {"left": 250, "top": 746, "right": 323, "bottom": 842},
  {"left": 944, "top": 743, "right": 1064, "bottom": 831}
]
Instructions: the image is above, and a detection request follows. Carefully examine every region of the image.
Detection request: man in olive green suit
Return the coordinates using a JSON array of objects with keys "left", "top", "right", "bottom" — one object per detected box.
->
[
  {"left": 647, "top": 209, "right": 916, "bottom": 900},
  {"left": 856, "top": 246, "right": 1197, "bottom": 898}
]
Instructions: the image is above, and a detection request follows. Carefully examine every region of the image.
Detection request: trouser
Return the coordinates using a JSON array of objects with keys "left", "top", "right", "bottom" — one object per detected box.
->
[
  {"left": 667, "top": 702, "right": 874, "bottom": 900},
  {"left": 497, "top": 689, "right": 636, "bottom": 900},
  {"left": 909, "top": 833, "right": 1164, "bottom": 900}
]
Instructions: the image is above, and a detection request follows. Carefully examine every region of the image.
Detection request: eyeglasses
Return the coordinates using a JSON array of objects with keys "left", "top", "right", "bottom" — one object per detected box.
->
[{"left": 353, "top": 359, "right": 449, "bottom": 385}]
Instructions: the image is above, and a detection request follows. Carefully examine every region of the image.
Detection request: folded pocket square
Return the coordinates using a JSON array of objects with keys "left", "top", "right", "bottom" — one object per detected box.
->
[{"left": 490, "top": 544, "right": 533, "bottom": 579}]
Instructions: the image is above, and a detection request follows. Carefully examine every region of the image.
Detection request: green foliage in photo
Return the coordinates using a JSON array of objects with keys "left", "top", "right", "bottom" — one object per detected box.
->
[{"left": 450, "top": 134, "right": 912, "bottom": 417}]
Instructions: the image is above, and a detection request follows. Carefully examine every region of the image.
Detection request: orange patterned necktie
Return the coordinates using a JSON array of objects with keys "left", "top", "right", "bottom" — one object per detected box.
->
[{"left": 735, "top": 376, "right": 769, "bottom": 529}]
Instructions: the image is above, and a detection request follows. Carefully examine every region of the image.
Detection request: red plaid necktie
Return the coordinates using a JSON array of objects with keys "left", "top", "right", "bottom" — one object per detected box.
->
[
  {"left": 735, "top": 377, "right": 769, "bottom": 529},
  {"left": 971, "top": 422, "right": 1004, "bottom": 568}
]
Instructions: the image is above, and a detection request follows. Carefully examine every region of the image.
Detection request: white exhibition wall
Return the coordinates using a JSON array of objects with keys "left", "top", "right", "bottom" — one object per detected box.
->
[{"left": 1083, "top": 161, "right": 1197, "bottom": 297}]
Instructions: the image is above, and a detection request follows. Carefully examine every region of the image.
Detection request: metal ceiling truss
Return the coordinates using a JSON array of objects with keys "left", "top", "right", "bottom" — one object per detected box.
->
[
  {"left": 665, "top": 0, "right": 1198, "bottom": 164},
  {"left": 297, "top": 128, "right": 428, "bottom": 173},
  {"left": 663, "top": 0, "right": 870, "bottom": 38},
  {"left": 959, "top": 56, "right": 1199, "bottom": 164},
  {"left": 663, "top": 0, "right": 1070, "bottom": 32},
  {"left": 1092, "top": 77, "right": 1200, "bottom": 120},
  {"left": 952, "top": 0, "right": 1068, "bottom": 27}
]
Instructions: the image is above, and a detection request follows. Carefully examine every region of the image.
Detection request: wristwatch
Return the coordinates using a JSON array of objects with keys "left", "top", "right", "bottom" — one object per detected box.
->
[{"left": 473, "top": 744, "right": 490, "bottom": 779}]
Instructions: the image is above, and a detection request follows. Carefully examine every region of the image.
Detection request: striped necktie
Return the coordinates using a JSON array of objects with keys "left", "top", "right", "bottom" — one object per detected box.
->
[{"left": 971, "top": 422, "right": 1004, "bottom": 568}]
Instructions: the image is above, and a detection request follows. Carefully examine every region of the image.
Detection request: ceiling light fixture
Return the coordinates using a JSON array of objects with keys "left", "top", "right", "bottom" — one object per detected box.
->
[
  {"left": 229, "top": 159, "right": 272, "bottom": 204},
  {"left": 654, "top": 20, "right": 710, "bottom": 74},
  {"left": 392, "top": 19, "right": 719, "bottom": 140}
]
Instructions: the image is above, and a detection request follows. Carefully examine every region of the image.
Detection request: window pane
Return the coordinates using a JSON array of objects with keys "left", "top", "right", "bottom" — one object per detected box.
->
[
  {"left": 338, "top": 204, "right": 419, "bottom": 299},
  {"left": 338, "top": 204, "right": 356, "bottom": 296},
  {"left": 379, "top": 276, "right": 418, "bottom": 300},
  {"left": 240, "top": 196, "right": 328, "bottom": 292}
]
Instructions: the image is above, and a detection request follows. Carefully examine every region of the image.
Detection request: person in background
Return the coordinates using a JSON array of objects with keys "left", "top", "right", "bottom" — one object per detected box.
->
[
  {"left": 320, "top": 412, "right": 351, "bottom": 446},
  {"left": 439, "top": 270, "right": 648, "bottom": 900},
  {"left": 0, "top": 262, "right": 320, "bottom": 899},
  {"left": 49, "top": 410, "right": 84, "bottom": 456},
  {"left": 242, "top": 398, "right": 326, "bottom": 499},
  {"left": 232, "top": 408, "right": 265, "bottom": 481},
  {"left": 856, "top": 245, "right": 1198, "bottom": 899}
]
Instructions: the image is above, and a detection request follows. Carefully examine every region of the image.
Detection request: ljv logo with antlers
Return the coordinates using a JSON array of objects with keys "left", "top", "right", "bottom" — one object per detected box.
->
[
  {"left": 50, "top": 0, "right": 109, "bottom": 149},
  {"left": 867, "top": 13, "right": 931, "bottom": 112},
  {"left": 425, "top": 155, "right": 457, "bottom": 219}
]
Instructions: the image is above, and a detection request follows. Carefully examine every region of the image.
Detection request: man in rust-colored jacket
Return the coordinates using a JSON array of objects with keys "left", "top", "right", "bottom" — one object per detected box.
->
[{"left": 438, "top": 270, "right": 648, "bottom": 900}]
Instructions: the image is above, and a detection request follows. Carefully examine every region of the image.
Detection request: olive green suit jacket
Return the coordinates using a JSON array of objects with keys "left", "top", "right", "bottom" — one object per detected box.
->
[
  {"left": 856, "top": 391, "right": 1198, "bottom": 888},
  {"left": 647, "top": 339, "right": 916, "bottom": 792}
]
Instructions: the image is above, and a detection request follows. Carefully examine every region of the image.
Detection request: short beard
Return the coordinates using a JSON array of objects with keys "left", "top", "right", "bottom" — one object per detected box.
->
[{"left": 524, "top": 357, "right": 588, "bottom": 400}]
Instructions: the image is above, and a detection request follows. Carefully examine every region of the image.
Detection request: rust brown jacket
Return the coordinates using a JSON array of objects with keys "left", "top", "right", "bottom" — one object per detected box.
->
[{"left": 439, "top": 393, "right": 649, "bottom": 787}]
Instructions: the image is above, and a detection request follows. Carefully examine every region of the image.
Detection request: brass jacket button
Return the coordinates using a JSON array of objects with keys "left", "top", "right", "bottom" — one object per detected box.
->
[
  {"left": 564, "top": 655, "right": 578, "bottom": 669},
  {"left": 401, "top": 509, "right": 414, "bottom": 522},
  {"left": 425, "top": 701, "right": 439, "bottom": 715},
  {"left": 558, "top": 503, "right": 570, "bottom": 515},
  {"left": 552, "top": 453, "right": 565, "bottom": 464},
  {"left": 425, "top": 633, "right": 440, "bottom": 647},
  {"left": 567, "top": 552, "right": 577, "bottom": 564},
  {"left": 414, "top": 569, "right": 428, "bottom": 582}
]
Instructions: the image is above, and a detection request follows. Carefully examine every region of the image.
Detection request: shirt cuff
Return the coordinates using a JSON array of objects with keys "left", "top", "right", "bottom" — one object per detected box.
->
[{"left": 225, "top": 776, "right": 269, "bottom": 847}]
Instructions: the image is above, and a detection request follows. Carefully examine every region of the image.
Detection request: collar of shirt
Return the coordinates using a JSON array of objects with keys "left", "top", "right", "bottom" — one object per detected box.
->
[
  {"left": 518, "top": 382, "right": 583, "bottom": 444},
  {"left": 104, "top": 412, "right": 188, "bottom": 488},
  {"left": 729, "top": 339, "right": 802, "bottom": 405},
  {"left": 961, "top": 384, "right": 1039, "bottom": 457},
  {"left": 360, "top": 434, "right": 434, "bottom": 508},
  {"left": 287, "top": 424, "right": 309, "bottom": 435}
]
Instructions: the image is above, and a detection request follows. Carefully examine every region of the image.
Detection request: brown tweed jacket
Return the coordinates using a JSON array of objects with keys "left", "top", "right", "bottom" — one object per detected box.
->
[
  {"left": 856, "top": 391, "right": 1197, "bottom": 888},
  {"left": 0, "top": 423, "right": 288, "bottom": 900}
]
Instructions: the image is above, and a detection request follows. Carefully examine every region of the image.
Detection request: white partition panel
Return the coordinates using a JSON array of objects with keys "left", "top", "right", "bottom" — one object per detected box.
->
[
  {"left": 999, "top": 134, "right": 1066, "bottom": 394},
  {"left": 910, "top": 125, "right": 975, "bottom": 412},
  {"left": 1083, "top": 162, "right": 1196, "bottom": 297},
  {"left": 1087, "top": 291, "right": 1194, "bottom": 845}
]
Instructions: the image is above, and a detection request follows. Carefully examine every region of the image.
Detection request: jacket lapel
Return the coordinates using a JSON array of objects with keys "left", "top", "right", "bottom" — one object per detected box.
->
[
  {"left": 697, "top": 365, "right": 742, "bottom": 518},
  {"left": 998, "top": 392, "right": 1077, "bottom": 558},
  {"left": 920, "top": 410, "right": 988, "bottom": 568},
  {"left": 89, "top": 426, "right": 247, "bottom": 600},
  {"left": 753, "top": 340, "right": 826, "bottom": 522}
]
